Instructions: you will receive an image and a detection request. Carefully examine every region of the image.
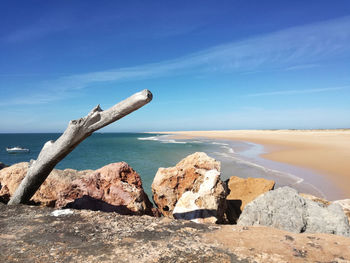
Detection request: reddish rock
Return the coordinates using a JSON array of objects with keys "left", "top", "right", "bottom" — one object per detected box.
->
[
  {"left": 0, "top": 162, "right": 28, "bottom": 199},
  {"left": 0, "top": 162, "right": 91, "bottom": 206},
  {"left": 56, "top": 162, "right": 155, "bottom": 216},
  {"left": 0, "top": 162, "right": 156, "bottom": 217},
  {"left": 226, "top": 176, "right": 275, "bottom": 223},
  {"left": 152, "top": 152, "right": 224, "bottom": 218}
]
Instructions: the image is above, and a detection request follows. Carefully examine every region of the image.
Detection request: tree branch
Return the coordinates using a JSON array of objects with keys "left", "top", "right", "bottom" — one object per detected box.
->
[{"left": 8, "top": 89, "right": 153, "bottom": 205}]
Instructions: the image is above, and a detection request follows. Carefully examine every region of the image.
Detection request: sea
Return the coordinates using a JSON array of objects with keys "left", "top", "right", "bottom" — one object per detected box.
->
[{"left": 0, "top": 133, "right": 339, "bottom": 200}]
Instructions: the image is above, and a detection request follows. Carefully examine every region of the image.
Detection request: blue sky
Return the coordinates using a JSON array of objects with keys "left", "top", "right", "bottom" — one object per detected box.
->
[{"left": 1, "top": 1, "right": 350, "bottom": 132}]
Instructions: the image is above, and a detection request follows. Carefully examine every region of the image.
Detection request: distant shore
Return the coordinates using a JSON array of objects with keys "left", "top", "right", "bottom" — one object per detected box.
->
[{"left": 155, "top": 130, "right": 350, "bottom": 199}]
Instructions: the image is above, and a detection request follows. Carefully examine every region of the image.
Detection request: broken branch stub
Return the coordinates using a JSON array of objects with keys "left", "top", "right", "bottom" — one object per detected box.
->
[{"left": 8, "top": 89, "right": 153, "bottom": 205}]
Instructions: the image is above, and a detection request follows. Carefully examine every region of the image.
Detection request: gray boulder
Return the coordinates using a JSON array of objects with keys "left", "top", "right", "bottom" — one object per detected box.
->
[
  {"left": 237, "top": 186, "right": 350, "bottom": 237},
  {"left": 306, "top": 201, "right": 350, "bottom": 235}
]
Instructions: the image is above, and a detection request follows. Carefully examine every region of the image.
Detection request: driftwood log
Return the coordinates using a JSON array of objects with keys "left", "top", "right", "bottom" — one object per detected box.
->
[{"left": 8, "top": 89, "right": 153, "bottom": 205}]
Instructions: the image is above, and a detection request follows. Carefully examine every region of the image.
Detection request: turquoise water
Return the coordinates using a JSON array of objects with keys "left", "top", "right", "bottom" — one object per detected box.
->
[
  {"left": 0, "top": 133, "right": 217, "bottom": 198},
  {"left": 0, "top": 133, "right": 340, "bottom": 199}
]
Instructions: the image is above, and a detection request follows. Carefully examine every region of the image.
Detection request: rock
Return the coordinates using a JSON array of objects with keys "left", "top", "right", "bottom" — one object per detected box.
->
[
  {"left": 56, "top": 162, "right": 155, "bottom": 216},
  {"left": 300, "top": 194, "right": 350, "bottom": 224},
  {"left": 334, "top": 199, "right": 350, "bottom": 222},
  {"left": 151, "top": 152, "right": 224, "bottom": 218},
  {"left": 306, "top": 201, "right": 350, "bottom": 235},
  {"left": 0, "top": 162, "right": 8, "bottom": 170},
  {"left": 0, "top": 162, "right": 28, "bottom": 201},
  {"left": 0, "top": 162, "right": 92, "bottom": 206},
  {"left": 226, "top": 176, "right": 275, "bottom": 223},
  {"left": 0, "top": 162, "right": 156, "bottom": 217},
  {"left": 300, "top": 195, "right": 350, "bottom": 223},
  {"left": 299, "top": 193, "right": 331, "bottom": 206},
  {"left": 173, "top": 169, "right": 227, "bottom": 223},
  {"left": 1, "top": 204, "right": 350, "bottom": 263},
  {"left": 1, "top": 162, "right": 157, "bottom": 216},
  {"left": 238, "top": 187, "right": 306, "bottom": 233},
  {"left": 237, "top": 187, "right": 350, "bottom": 236}
]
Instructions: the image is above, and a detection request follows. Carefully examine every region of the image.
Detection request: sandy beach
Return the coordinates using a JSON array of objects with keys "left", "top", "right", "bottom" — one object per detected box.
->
[{"left": 157, "top": 130, "right": 350, "bottom": 199}]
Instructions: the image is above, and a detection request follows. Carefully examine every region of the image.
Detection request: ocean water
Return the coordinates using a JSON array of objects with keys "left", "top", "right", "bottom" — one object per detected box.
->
[
  {"left": 0, "top": 133, "right": 338, "bottom": 199},
  {"left": 0, "top": 133, "right": 212, "bottom": 198}
]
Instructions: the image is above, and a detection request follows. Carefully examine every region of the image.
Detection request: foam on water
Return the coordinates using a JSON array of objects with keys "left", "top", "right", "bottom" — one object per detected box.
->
[
  {"left": 214, "top": 150, "right": 304, "bottom": 184},
  {"left": 220, "top": 145, "right": 235, "bottom": 154},
  {"left": 190, "top": 141, "right": 203, "bottom": 144},
  {"left": 211, "top": 142, "right": 229, "bottom": 146},
  {"left": 161, "top": 139, "right": 187, "bottom": 144},
  {"left": 138, "top": 135, "right": 187, "bottom": 144},
  {"left": 137, "top": 136, "right": 162, "bottom": 141}
]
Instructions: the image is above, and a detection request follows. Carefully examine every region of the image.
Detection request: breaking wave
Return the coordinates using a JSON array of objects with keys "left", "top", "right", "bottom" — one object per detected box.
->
[{"left": 138, "top": 135, "right": 187, "bottom": 144}]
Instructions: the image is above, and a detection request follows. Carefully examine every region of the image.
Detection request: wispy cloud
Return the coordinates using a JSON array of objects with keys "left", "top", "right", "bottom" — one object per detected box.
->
[
  {"left": 284, "top": 63, "right": 321, "bottom": 71},
  {"left": 4, "top": 23, "right": 68, "bottom": 43},
  {"left": 0, "top": 92, "right": 69, "bottom": 106},
  {"left": 244, "top": 86, "right": 349, "bottom": 97},
  {"left": 3, "top": 12, "right": 72, "bottom": 43},
  {"left": 50, "top": 16, "right": 350, "bottom": 86},
  {"left": 2, "top": 16, "right": 350, "bottom": 106}
]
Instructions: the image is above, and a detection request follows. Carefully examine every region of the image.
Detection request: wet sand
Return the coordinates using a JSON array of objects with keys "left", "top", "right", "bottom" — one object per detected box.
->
[{"left": 157, "top": 130, "right": 350, "bottom": 199}]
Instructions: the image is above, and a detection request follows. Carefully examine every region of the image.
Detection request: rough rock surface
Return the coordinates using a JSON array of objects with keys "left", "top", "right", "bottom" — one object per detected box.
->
[
  {"left": 299, "top": 193, "right": 331, "bottom": 206},
  {"left": 226, "top": 176, "right": 275, "bottom": 223},
  {"left": 237, "top": 187, "right": 350, "bottom": 236},
  {"left": 152, "top": 152, "right": 223, "bottom": 217},
  {"left": 56, "top": 162, "right": 155, "bottom": 216},
  {"left": 0, "top": 162, "right": 92, "bottom": 206},
  {"left": 1, "top": 203, "right": 350, "bottom": 263},
  {"left": 334, "top": 199, "right": 350, "bottom": 222},
  {"left": 173, "top": 169, "right": 227, "bottom": 223},
  {"left": 301, "top": 194, "right": 350, "bottom": 222}
]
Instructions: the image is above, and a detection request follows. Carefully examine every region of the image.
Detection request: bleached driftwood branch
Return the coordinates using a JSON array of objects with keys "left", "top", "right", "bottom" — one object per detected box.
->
[{"left": 8, "top": 89, "right": 153, "bottom": 205}]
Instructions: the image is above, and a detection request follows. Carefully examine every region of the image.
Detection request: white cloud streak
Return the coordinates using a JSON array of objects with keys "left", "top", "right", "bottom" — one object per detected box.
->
[
  {"left": 284, "top": 64, "right": 320, "bottom": 71},
  {"left": 2, "top": 16, "right": 350, "bottom": 106},
  {"left": 244, "top": 86, "right": 349, "bottom": 97},
  {"left": 3, "top": 12, "right": 72, "bottom": 43}
]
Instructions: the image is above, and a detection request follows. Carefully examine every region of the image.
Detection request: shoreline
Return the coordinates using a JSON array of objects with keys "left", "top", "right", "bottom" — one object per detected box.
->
[{"left": 154, "top": 130, "right": 350, "bottom": 200}]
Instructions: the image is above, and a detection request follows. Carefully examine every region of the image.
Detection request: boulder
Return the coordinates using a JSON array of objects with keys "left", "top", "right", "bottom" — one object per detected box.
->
[
  {"left": 299, "top": 193, "right": 331, "bottom": 206},
  {"left": 306, "top": 200, "right": 350, "bottom": 235},
  {"left": 0, "top": 162, "right": 91, "bottom": 206},
  {"left": 173, "top": 169, "right": 227, "bottom": 223},
  {"left": 56, "top": 162, "right": 155, "bottom": 216},
  {"left": 0, "top": 162, "right": 28, "bottom": 199},
  {"left": 237, "top": 187, "right": 350, "bottom": 236},
  {"left": 300, "top": 195, "right": 350, "bottom": 223},
  {"left": 152, "top": 152, "right": 222, "bottom": 217},
  {"left": 0, "top": 162, "right": 155, "bottom": 217},
  {"left": 226, "top": 176, "right": 275, "bottom": 223},
  {"left": 334, "top": 199, "right": 350, "bottom": 222},
  {"left": 152, "top": 152, "right": 227, "bottom": 222}
]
